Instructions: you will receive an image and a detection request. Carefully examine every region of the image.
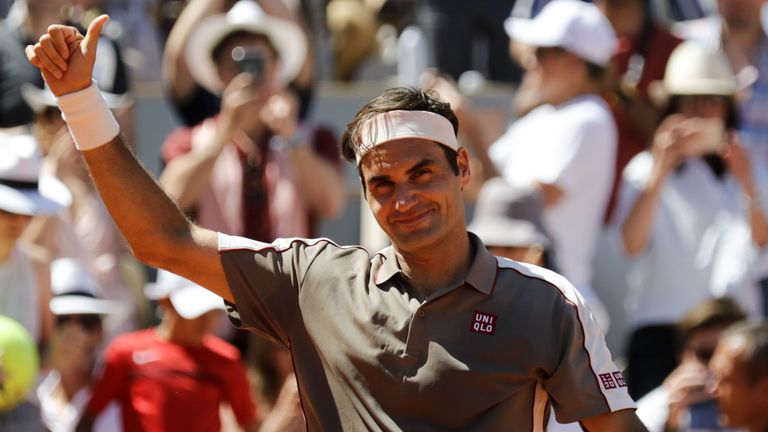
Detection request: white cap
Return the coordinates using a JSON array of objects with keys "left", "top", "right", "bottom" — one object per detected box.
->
[
  {"left": 49, "top": 258, "right": 119, "bottom": 315},
  {"left": 0, "top": 134, "right": 71, "bottom": 216},
  {"left": 505, "top": 0, "right": 618, "bottom": 67},
  {"left": 146, "top": 270, "right": 225, "bottom": 320}
]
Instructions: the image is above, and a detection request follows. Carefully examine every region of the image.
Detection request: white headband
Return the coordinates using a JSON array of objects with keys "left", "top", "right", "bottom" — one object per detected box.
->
[{"left": 355, "top": 110, "right": 459, "bottom": 164}]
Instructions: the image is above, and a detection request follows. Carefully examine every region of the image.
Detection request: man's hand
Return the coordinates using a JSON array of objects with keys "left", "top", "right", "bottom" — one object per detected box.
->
[{"left": 25, "top": 15, "right": 109, "bottom": 96}]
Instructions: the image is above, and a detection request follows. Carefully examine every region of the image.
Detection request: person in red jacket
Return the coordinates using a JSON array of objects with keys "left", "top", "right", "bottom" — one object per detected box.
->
[{"left": 77, "top": 270, "right": 259, "bottom": 432}]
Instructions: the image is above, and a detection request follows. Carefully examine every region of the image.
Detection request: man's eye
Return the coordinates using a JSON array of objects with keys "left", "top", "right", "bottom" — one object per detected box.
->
[
  {"left": 371, "top": 181, "right": 394, "bottom": 191},
  {"left": 413, "top": 169, "right": 431, "bottom": 179}
]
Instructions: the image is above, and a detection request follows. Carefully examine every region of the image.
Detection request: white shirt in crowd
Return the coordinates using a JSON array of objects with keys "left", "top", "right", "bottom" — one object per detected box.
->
[{"left": 489, "top": 94, "right": 617, "bottom": 330}]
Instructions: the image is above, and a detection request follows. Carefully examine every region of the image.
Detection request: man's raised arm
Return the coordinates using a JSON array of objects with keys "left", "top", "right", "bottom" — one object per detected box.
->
[{"left": 25, "top": 16, "right": 233, "bottom": 302}]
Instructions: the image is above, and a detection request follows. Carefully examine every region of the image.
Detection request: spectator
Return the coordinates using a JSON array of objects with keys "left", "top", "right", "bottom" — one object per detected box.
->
[
  {"left": 0, "top": 133, "right": 70, "bottom": 345},
  {"left": 77, "top": 270, "right": 259, "bottom": 432},
  {"left": 163, "top": 0, "right": 314, "bottom": 127},
  {"left": 614, "top": 41, "right": 768, "bottom": 400},
  {"left": 710, "top": 321, "right": 768, "bottom": 432},
  {"left": 486, "top": 0, "right": 619, "bottom": 332},
  {"left": 415, "top": 0, "right": 522, "bottom": 84},
  {"left": 467, "top": 177, "right": 554, "bottom": 269},
  {"left": 37, "top": 257, "right": 121, "bottom": 432},
  {"left": 0, "top": 0, "right": 130, "bottom": 128},
  {"left": 159, "top": 0, "right": 344, "bottom": 242},
  {"left": 596, "top": 0, "right": 683, "bottom": 223},
  {"left": 636, "top": 297, "right": 746, "bottom": 431},
  {"left": 675, "top": 0, "right": 768, "bottom": 320}
]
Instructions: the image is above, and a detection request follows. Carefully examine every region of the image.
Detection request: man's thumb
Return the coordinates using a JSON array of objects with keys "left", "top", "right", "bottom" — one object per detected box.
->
[{"left": 82, "top": 14, "right": 109, "bottom": 58}]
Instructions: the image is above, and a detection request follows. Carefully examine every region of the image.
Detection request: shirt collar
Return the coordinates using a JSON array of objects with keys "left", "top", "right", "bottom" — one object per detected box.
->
[{"left": 373, "top": 233, "right": 498, "bottom": 295}]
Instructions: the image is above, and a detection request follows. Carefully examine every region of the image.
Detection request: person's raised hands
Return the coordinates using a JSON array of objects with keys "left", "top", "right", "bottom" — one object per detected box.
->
[{"left": 25, "top": 15, "right": 109, "bottom": 97}]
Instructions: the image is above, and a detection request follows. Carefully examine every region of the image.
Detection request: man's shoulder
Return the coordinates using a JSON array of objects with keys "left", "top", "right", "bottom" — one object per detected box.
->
[
  {"left": 107, "top": 328, "right": 157, "bottom": 353},
  {"left": 218, "top": 233, "right": 367, "bottom": 255},
  {"left": 493, "top": 258, "right": 581, "bottom": 305},
  {"left": 201, "top": 334, "right": 242, "bottom": 362}
]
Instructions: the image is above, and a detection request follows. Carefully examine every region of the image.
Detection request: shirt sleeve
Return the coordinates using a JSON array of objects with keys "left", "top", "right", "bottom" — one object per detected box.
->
[
  {"left": 86, "top": 340, "right": 130, "bottom": 416},
  {"left": 218, "top": 233, "right": 334, "bottom": 346},
  {"left": 542, "top": 279, "right": 636, "bottom": 423}
]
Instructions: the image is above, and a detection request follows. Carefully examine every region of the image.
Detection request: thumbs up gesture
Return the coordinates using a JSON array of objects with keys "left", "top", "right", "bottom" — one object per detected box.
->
[{"left": 25, "top": 15, "right": 109, "bottom": 97}]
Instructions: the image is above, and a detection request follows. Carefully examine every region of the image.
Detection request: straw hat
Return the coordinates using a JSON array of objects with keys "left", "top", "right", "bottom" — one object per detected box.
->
[
  {"left": 0, "top": 134, "right": 71, "bottom": 216},
  {"left": 649, "top": 41, "right": 754, "bottom": 105},
  {"left": 185, "top": 0, "right": 307, "bottom": 95}
]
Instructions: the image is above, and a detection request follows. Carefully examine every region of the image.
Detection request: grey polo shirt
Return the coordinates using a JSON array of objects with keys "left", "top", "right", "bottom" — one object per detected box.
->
[{"left": 219, "top": 232, "right": 635, "bottom": 431}]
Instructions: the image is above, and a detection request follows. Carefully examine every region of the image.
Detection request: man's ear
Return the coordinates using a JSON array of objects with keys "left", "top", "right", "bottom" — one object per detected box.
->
[{"left": 457, "top": 147, "right": 471, "bottom": 186}]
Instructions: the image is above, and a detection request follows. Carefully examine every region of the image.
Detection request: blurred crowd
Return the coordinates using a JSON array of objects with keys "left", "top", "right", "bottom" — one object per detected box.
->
[{"left": 1, "top": 0, "right": 768, "bottom": 431}]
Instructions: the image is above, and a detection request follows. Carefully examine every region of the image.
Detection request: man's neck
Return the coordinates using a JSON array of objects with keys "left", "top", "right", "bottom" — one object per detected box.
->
[
  {"left": 547, "top": 81, "right": 597, "bottom": 108},
  {"left": 395, "top": 230, "right": 475, "bottom": 300},
  {"left": 59, "top": 369, "right": 91, "bottom": 401},
  {"left": 724, "top": 20, "right": 764, "bottom": 58},
  {"left": 0, "top": 239, "right": 14, "bottom": 264},
  {"left": 155, "top": 317, "right": 205, "bottom": 346}
]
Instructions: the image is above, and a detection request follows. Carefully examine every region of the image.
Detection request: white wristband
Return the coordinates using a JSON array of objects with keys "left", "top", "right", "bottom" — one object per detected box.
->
[{"left": 56, "top": 81, "right": 120, "bottom": 151}]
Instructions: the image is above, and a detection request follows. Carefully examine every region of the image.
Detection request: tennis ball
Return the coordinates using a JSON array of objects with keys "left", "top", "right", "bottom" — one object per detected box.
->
[{"left": 0, "top": 316, "right": 39, "bottom": 412}]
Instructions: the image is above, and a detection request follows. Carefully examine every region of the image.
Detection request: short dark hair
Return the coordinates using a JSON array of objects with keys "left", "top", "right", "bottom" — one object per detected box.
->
[
  {"left": 720, "top": 321, "right": 768, "bottom": 382},
  {"left": 341, "top": 87, "right": 459, "bottom": 164},
  {"left": 677, "top": 297, "right": 746, "bottom": 345}
]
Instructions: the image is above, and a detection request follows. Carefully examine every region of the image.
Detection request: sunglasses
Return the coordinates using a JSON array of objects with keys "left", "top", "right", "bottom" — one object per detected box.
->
[{"left": 56, "top": 314, "right": 102, "bottom": 331}]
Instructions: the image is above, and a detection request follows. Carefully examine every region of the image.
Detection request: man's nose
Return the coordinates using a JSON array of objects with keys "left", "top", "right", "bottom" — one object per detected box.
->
[{"left": 393, "top": 185, "right": 417, "bottom": 211}]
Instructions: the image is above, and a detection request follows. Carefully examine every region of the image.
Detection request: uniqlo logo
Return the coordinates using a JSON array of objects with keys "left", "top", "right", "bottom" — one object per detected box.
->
[
  {"left": 470, "top": 311, "right": 497, "bottom": 335},
  {"left": 612, "top": 371, "right": 627, "bottom": 387},
  {"left": 599, "top": 373, "right": 617, "bottom": 390}
]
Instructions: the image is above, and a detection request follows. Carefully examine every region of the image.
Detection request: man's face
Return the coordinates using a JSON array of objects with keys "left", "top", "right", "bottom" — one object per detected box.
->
[
  {"left": 710, "top": 339, "right": 764, "bottom": 428},
  {"left": 529, "top": 46, "right": 581, "bottom": 104},
  {"left": 0, "top": 209, "right": 33, "bottom": 245},
  {"left": 215, "top": 34, "right": 279, "bottom": 88},
  {"left": 360, "top": 139, "right": 470, "bottom": 253}
]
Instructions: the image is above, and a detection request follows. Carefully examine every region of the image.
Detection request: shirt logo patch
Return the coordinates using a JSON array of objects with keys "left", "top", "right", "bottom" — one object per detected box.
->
[
  {"left": 612, "top": 371, "right": 627, "bottom": 387},
  {"left": 470, "top": 311, "right": 497, "bottom": 335},
  {"left": 599, "top": 373, "right": 617, "bottom": 390}
]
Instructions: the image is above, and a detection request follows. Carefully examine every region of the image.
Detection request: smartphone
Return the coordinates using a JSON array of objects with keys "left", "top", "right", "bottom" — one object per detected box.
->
[
  {"left": 231, "top": 46, "right": 265, "bottom": 79},
  {"left": 688, "top": 399, "right": 722, "bottom": 430},
  {"left": 681, "top": 117, "right": 726, "bottom": 156}
]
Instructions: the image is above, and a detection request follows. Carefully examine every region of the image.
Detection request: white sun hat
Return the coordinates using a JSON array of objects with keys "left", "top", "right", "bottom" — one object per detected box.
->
[
  {"left": 0, "top": 134, "right": 71, "bottom": 216},
  {"left": 185, "top": 0, "right": 307, "bottom": 95},
  {"left": 468, "top": 178, "right": 551, "bottom": 249},
  {"left": 504, "top": 0, "right": 618, "bottom": 67},
  {"left": 49, "top": 258, "right": 119, "bottom": 315},
  {"left": 648, "top": 41, "right": 753, "bottom": 105},
  {"left": 145, "top": 270, "right": 225, "bottom": 320},
  {"left": 21, "top": 83, "right": 132, "bottom": 114}
]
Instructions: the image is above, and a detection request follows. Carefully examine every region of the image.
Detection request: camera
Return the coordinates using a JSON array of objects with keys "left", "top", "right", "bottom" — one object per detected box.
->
[{"left": 231, "top": 46, "right": 265, "bottom": 79}]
